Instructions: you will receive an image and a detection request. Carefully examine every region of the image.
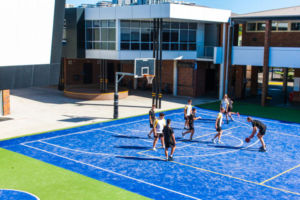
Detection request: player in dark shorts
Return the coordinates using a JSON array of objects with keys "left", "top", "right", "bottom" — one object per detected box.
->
[
  {"left": 182, "top": 108, "right": 201, "bottom": 141},
  {"left": 148, "top": 104, "right": 156, "bottom": 138},
  {"left": 246, "top": 117, "right": 267, "bottom": 152},
  {"left": 163, "top": 119, "right": 176, "bottom": 161},
  {"left": 212, "top": 107, "right": 225, "bottom": 144}
]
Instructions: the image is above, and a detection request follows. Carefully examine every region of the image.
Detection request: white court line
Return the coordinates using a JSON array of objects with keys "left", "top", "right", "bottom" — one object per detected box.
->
[
  {"left": 0, "top": 189, "right": 40, "bottom": 200},
  {"left": 22, "top": 112, "right": 183, "bottom": 145},
  {"left": 175, "top": 135, "right": 254, "bottom": 158},
  {"left": 21, "top": 143, "right": 201, "bottom": 200}
]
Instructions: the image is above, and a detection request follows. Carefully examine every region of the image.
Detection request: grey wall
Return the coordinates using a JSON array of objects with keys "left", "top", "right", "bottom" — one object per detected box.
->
[
  {"left": 62, "top": 8, "right": 85, "bottom": 59},
  {"left": 0, "top": 0, "right": 65, "bottom": 90}
]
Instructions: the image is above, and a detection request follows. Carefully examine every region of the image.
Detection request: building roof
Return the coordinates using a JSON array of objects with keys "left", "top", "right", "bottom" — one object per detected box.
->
[{"left": 232, "top": 6, "right": 300, "bottom": 20}]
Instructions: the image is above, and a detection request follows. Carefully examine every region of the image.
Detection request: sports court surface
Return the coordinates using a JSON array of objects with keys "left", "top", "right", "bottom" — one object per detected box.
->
[{"left": 1, "top": 107, "right": 299, "bottom": 199}]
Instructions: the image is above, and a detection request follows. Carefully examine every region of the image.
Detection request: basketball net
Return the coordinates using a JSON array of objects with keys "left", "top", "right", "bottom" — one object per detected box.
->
[{"left": 144, "top": 74, "right": 155, "bottom": 85}]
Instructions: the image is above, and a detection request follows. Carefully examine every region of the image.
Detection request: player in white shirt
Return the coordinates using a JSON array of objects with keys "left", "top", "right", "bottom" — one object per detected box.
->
[
  {"left": 220, "top": 94, "right": 229, "bottom": 124},
  {"left": 152, "top": 112, "right": 166, "bottom": 151},
  {"left": 212, "top": 107, "right": 225, "bottom": 144},
  {"left": 184, "top": 99, "right": 193, "bottom": 129}
]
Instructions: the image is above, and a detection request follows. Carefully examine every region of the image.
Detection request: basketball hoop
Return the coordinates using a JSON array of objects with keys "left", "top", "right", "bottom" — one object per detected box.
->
[{"left": 144, "top": 74, "right": 155, "bottom": 85}]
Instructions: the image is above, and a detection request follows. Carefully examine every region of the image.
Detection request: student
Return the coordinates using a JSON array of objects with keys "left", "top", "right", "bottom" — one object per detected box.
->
[
  {"left": 152, "top": 112, "right": 166, "bottom": 151},
  {"left": 148, "top": 104, "right": 156, "bottom": 138},
  {"left": 163, "top": 119, "right": 176, "bottom": 161},
  {"left": 246, "top": 117, "right": 267, "bottom": 152},
  {"left": 212, "top": 107, "right": 225, "bottom": 144},
  {"left": 220, "top": 94, "right": 229, "bottom": 124},
  {"left": 184, "top": 99, "right": 193, "bottom": 129},
  {"left": 182, "top": 108, "right": 201, "bottom": 141},
  {"left": 227, "top": 97, "right": 240, "bottom": 121}
]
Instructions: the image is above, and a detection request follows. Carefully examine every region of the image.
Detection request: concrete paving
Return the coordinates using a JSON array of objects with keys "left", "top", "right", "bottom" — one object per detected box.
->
[{"left": 0, "top": 87, "right": 216, "bottom": 140}]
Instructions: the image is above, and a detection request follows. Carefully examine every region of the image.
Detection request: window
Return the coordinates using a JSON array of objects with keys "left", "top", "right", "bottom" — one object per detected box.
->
[
  {"left": 278, "top": 22, "right": 288, "bottom": 31},
  {"left": 272, "top": 22, "right": 278, "bottom": 31},
  {"left": 119, "top": 20, "right": 197, "bottom": 51},
  {"left": 257, "top": 23, "right": 266, "bottom": 31},
  {"left": 291, "top": 22, "right": 300, "bottom": 31},
  {"left": 247, "top": 23, "right": 256, "bottom": 31},
  {"left": 85, "top": 20, "right": 116, "bottom": 50}
]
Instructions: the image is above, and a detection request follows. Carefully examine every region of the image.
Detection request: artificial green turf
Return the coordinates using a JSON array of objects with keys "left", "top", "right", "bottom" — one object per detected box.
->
[
  {"left": 196, "top": 101, "right": 300, "bottom": 124},
  {"left": 0, "top": 148, "right": 150, "bottom": 200}
]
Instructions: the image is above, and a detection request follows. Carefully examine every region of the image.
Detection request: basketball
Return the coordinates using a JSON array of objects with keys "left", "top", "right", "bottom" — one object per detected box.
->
[{"left": 245, "top": 138, "right": 250, "bottom": 143}]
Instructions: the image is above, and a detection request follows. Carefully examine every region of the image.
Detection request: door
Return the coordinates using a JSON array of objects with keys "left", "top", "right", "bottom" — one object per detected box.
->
[{"left": 83, "top": 63, "right": 93, "bottom": 84}]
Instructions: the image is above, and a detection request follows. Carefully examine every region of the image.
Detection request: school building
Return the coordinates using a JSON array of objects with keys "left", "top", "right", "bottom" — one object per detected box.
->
[{"left": 61, "top": 1, "right": 231, "bottom": 100}]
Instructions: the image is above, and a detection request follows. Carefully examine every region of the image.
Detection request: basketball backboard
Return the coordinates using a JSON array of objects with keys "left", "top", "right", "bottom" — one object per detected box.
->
[{"left": 134, "top": 58, "right": 155, "bottom": 78}]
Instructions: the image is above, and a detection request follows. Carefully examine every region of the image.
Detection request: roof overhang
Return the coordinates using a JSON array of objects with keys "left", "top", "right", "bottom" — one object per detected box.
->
[{"left": 85, "top": 3, "right": 231, "bottom": 23}]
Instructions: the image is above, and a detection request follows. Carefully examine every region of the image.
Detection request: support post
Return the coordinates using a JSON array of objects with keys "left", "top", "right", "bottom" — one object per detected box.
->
[
  {"left": 283, "top": 67, "right": 288, "bottom": 104},
  {"left": 158, "top": 18, "right": 163, "bottom": 109},
  {"left": 173, "top": 60, "right": 178, "bottom": 96},
  {"left": 261, "top": 20, "right": 271, "bottom": 106},
  {"left": 219, "top": 23, "right": 227, "bottom": 100}
]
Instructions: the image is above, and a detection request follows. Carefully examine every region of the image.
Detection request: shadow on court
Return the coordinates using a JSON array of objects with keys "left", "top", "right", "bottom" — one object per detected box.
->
[
  {"left": 113, "top": 135, "right": 148, "bottom": 140},
  {"left": 211, "top": 145, "right": 260, "bottom": 152},
  {"left": 115, "top": 145, "right": 150, "bottom": 150},
  {"left": 116, "top": 156, "right": 162, "bottom": 161}
]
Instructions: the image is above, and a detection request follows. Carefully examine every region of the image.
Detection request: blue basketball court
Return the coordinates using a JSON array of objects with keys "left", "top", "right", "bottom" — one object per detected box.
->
[{"left": 1, "top": 107, "right": 299, "bottom": 199}]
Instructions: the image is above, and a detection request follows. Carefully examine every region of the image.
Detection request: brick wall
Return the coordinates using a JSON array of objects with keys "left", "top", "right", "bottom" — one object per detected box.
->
[
  {"left": 242, "top": 24, "right": 300, "bottom": 47},
  {"left": 177, "top": 62, "right": 195, "bottom": 96}
]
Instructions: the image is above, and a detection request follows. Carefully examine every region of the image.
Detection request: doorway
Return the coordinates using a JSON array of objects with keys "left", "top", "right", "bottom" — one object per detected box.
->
[{"left": 83, "top": 63, "right": 93, "bottom": 84}]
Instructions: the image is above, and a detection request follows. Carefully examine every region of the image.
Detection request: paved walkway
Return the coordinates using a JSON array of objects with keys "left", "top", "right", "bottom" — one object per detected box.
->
[{"left": 0, "top": 87, "right": 216, "bottom": 140}]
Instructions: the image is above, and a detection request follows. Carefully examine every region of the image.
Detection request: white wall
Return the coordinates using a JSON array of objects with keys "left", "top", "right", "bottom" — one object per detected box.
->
[
  {"left": 0, "top": 0, "right": 55, "bottom": 66},
  {"left": 232, "top": 46, "right": 264, "bottom": 66},
  {"left": 85, "top": 3, "right": 230, "bottom": 22}
]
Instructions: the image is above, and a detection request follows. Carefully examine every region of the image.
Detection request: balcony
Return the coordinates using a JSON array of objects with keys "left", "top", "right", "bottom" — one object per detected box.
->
[{"left": 197, "top": 46, "right": 216, "bottom": 61}]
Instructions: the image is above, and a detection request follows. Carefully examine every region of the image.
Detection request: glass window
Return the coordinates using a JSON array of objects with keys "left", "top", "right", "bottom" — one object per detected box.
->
[
  {"left": 121, "top": 20, "right": 130, "bottom": 28},
  {"left": 163, "top": 30, "right": 170, "bottom": 42},
  {"left": 272, "top": 22, "right": 277, "bottom": 31},
  {"left": 247, "top": 23, "right": 256, "bottom": 31},
  {"left": 163, "top": 43, "right": 169, "bottom": 50},
  {"left": 131, "top": 43, "right": 140, "bottom": 50},
  {"left": 100, "top": 42, "right": 108, "bottom": 50},
  {"left": 278, "top": 22, "right": 288, "bottom": 31},
  {"left": 171, "top": 22, "right": 179, "bottom": 29},
  {"left": 101, "top": 28, "right": 108, "bottom": 41},
  {"left": 93, "top": 29, "right": 100, "bottom": 41},
  {"left": 86, "top": 20, "right": 93, "bottom": 28},
  {"left": 180, "top": 30, "right": 188, "bottom": 42},
  {"left": 93, "top": 20, "right": 100, "bottom": 27},
  {"left": 189, "top": 23, "right": 197, "bottom": 29},
  {"left": 180, "top": 43, "right": 188, "bottom": 50},
  {"left": 170, "top": 30, "right": 179, "bottom": 42},
  {"left": 131, "top": 29, "right": 140, "bottom": 41},
  {"left": 188, "top": 30, "right": 196, "bottom": 42},
  {"left": 87, "top": 42, "right": 93, "bottom": 49},
  {"left": 121, "top": 42, "right": 130, "bottom": 50},
  {"left": 86, "top": 29, "right": 93, "bottom": 41},
  {"left": 141, "top": 43, "right": 150, "bottom": 50},
  {"left": 171, "top": 43, "right": 178, "bottom": 51},
  {"left": 257, "top": 23, "right": 266, "bottom": 31},
  {"left": 121, "top": 28, "right": 130, "bottom": 41},
  {"left": 101, "top": 20, "right": 108, "bottom": 28},
  {"left": 189, "top": 43, "right": 196, "bottom": 51},
  {"left": 94, "top": 42, "right": 101, "bottom": 49},
  {"left": 131, "top": 21, "right": 140, "bottom": 28},
  {"left": 180, "top": 22, "right": 188, "bottom": 29},
  {"left": 291, "top": 22, "right": 300, "bottom": 31},
  {"left": 141, "top": 29, "right": 150, "bottom": 42},
  {"left": 108, "top": 20, "right": 115, "bottom": 27},
  {"left": 107, "top": 42, "right": 115, "bottom": 50},
  {"left": 108, "top": 28, "right": 116, "bottom": 41},
  {"left": 141, "top": 21, "right": 151, "bottom": 29},
  {"left": 163, "top": 22, "right": 170, "bottom": 29}
]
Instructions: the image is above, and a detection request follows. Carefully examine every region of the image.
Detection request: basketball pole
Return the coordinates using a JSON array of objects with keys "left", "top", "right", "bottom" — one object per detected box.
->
[
  {"left": 114, "top": 72, "right": 135, "bottom": 119},
  {"left": 152, "top": 18, "right": 156, "bottom": 106},
  {"left": 155, "top": 18, "right": 159, "bottom": 108}
]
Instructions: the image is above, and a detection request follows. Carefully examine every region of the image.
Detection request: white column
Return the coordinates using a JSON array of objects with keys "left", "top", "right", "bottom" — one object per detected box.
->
[
  {"left": 173, "top": 60, "right": 178, "bottom": 96},
  {"left": 219, "top": 23, "right": 226, "bottom": 100}
]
